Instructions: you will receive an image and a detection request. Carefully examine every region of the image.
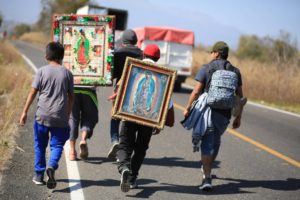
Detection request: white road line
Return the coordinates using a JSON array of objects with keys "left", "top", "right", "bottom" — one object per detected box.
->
[
  {"left": 20, "top": 53, "right": 84, "bottom": 200},
  {"left": 0, "top": 174, "right": 2, "bottom": 187},
  {"left": 64, "top": 142, "right": 85, "bottom": 200},
  {"left": 247, "top": 101, "right": 300, "bottom": 118},
  {"left": 182, "top": 83, "right": 300, "bottom": 118},
  {"left": 20, "top": 53, "right": 37, "bottom": 73}
]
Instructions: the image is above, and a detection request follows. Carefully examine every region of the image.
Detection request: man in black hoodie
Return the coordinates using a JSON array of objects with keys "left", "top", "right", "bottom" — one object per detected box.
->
[{"left": 107, "top": 29, "right": 143, "bottom": 160}]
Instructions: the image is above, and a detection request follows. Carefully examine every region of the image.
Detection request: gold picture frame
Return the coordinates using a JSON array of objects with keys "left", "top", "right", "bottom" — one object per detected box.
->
[{"left": 112, "top": 57, "right": 177, "bottom": 129}]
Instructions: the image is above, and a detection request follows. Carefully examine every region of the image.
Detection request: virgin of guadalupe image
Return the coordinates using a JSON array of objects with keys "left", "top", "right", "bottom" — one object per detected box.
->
[
  {"left": 75, "top": 29, "right": 90, "bottom": 71},
  {"left": 132, "top": 70, "right": 155, "bottom": 117}
]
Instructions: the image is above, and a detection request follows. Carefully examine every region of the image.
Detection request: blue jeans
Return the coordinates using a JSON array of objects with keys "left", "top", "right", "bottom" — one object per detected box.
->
[
  {"left": 110, "top": 118, "right": 120, "bottom": 143},
  {"left": 200, "top": 111, "right": 230, "bottom": 156},
  {"left": 33, "top": 121, "right": 69, "bottom": 175}
]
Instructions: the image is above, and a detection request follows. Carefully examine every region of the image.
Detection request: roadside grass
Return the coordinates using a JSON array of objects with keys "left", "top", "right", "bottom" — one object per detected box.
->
[
  {"left": 0, "top": 41, "right": 32, "bottom": 170},
  {"left": 19, "top": 31, "right": 50, "bottom": 46},
  {"left": 192, "top": 49, "right": 300, "bottom": 114},
  {"left": 16, "top": 31, "right": 300, "bottom": 114}
]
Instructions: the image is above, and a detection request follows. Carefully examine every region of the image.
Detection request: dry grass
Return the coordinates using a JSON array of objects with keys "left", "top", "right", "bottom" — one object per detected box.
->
[
  {"left": 192, "top": 49, "right": 300, "bottom": 113},
  {"left": 19, "top": 31, "right": 50, "bottom": 46},
  {"left": 0, "top": 41, "right": 32, "bottom": 170}
]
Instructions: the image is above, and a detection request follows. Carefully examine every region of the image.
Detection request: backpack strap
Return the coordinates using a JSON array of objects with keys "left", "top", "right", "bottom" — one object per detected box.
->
[{"left": 204, "top": 60, "right": 229, "bottom": 92}]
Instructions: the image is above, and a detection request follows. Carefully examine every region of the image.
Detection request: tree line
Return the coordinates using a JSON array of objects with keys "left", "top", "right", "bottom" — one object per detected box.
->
[
  {"left": 10, "top": 0, "right": 300, "bottom": 67},
  {"left": 235, "top": 31, "right": 299, "bottom": 66}
]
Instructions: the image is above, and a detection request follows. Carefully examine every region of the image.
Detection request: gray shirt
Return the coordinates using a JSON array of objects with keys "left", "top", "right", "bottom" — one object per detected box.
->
[{"left": 32, "top": 64, "right": 74, "bottom": 127}]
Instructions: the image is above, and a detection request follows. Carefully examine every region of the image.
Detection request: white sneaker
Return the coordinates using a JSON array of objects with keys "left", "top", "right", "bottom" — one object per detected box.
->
[
  {"left": 120, "top": 169, "right": 130, "bottom": 192},
  {"left": 108, "top": 142, "right": 119, "bottom": 160}
]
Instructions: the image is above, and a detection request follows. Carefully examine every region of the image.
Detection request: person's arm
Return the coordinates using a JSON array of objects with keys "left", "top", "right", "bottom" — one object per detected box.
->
[
  {"left": 67, "top": 92, "right": 74, "bottom": 117},
  {"left": 232, "top": 86, "right": 244, "bottom": 129},
  {"left": 183, "top": 81, "right": 204, "bottom": 117},
  {"left": 19, "top": 88, "right": 38, "bottom": 126}
]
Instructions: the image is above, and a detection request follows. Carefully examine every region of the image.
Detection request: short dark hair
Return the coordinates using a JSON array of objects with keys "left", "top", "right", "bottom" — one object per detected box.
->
[
  {"left": 46, "top": 42, "right": 64, "bottom": 62},
  {"left": 211, "top": 41, "right": 229, "bottom": 60},
  {"left": 219, "top": 52, "right": 228, "bottom": 60}
]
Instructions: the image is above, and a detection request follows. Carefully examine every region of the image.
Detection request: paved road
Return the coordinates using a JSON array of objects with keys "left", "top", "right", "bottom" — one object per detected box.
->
[{"left": 0, "top": 41, "right": 299, "bottom": 200}]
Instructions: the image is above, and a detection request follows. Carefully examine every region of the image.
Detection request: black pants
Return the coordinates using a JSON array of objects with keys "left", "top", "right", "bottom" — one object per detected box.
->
[{"left": 117, "top": 121, "right": 153, "bottom": 178}]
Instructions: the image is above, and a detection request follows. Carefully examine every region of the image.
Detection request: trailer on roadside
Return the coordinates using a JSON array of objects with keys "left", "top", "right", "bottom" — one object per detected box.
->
[{"left": 134, "top": 26, "right": 194, "bottom": 91}]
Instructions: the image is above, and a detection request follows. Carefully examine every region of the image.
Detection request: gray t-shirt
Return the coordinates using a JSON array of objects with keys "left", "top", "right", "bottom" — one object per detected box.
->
[{"left": 32, "top": 64, "right": 74, "bottom": 127}]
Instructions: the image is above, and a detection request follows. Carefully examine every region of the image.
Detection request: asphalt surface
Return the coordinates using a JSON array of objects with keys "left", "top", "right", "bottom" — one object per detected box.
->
[{"left": 0, "top": 41, "right": 299, "bottom": 200}]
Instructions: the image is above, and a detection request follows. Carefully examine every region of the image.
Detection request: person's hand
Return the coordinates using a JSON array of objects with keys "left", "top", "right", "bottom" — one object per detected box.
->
[
  {"left": 107, "top": 93, "right": 117, "bottom": 101},
  {"left": 232, "top": 116, "right": 241, "bottom": 129},
  {"left": 183, "top": 108, "right": 190, "bottom": 118},
  {"left": 152, "top": 128, "right": 160, "bottom": 135},
  {"left": 19, "top": 112, "right": 27, "bottom": 126}
]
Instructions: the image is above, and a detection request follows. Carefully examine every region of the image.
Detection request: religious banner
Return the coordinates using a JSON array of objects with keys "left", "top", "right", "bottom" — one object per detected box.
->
[
  {"left": 112, "top": 57, "right": 177, "bottom": 129},
  {"left": 52, "top": 14, "right": 115, "bottom": 86}
]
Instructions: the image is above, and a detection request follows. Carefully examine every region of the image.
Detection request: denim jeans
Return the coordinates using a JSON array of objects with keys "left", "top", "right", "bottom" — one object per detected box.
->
[
  {"left": 110, "top": 118, "right": 120, "bottom": 143},
  {"left": 200, "top": 111, "right": 230, "bottom": 156},
  {"left": 33, "top": 121, "right": 69, "bottom": 175}
]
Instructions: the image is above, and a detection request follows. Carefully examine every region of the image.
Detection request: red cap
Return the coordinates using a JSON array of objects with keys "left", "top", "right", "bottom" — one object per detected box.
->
[{"left": 144, "top": 44, "right": 160, "bottom": 59}]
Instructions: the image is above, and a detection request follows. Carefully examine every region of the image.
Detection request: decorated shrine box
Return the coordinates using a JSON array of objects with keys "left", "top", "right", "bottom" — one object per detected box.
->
[{"left": 52, "top": 14, "right": 115, "bottom": 86}]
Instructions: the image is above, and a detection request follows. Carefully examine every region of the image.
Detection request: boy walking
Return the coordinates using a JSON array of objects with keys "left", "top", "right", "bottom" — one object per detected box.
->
[
  {"left": 68, "top": 86, "right": 98, "bottom": 161},
  {"left": 19, "top": 42, "right": 74, "bottom": 189}
]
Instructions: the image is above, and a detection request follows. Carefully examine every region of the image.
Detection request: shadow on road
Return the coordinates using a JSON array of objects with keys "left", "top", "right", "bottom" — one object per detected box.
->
[
  {"left": 53, "top": 178, "right": 119, "bottom": 193},
  {"left": 143, "top": 156, "right": 221, "bottom": 169},
  {"left": 127, "top": 177, "right": 300, "bottom": 198},
  {"left": 51, "top": 175, "right": 300, "bottom": 197},
  {"left": 81, "top": 156, "right": 112, "bottom": 165},
  {"left": 212, "top": 176, "right": 300, "bottom": 194}
]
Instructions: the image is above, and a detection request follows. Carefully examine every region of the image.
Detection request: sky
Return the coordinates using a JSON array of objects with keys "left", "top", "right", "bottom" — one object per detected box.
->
[{"left": 0, "top": 0, "right": 300, "bottom": 49}]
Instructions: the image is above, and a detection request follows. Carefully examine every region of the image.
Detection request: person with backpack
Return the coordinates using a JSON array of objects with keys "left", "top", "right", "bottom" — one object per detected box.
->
[{"left": 183, "top": 41, "right": 245, "bottom": 191}]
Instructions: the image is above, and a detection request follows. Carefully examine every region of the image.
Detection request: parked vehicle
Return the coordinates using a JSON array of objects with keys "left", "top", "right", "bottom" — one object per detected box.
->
[
  {"left": 134, "top": 26, "right": 194, "bottom": 91},
  {"left": 76, "top": 3, "right": 128, "bottom": 42}
]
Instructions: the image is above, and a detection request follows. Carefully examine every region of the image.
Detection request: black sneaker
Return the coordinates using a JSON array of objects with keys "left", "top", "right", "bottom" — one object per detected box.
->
[
  {"left": 129, "top": 175, "right": 138, "bottom": 189},
  {"left": 32, "top": 174, "right": 45, "bottom": 185},
  {"left": 199, "top": 178, "right": 212, "bottom": 191},
  {"left": 46, "top": 167, "right": 57, "bottom": 189},
  {"left": 107, "top": 142, "right": 119, "bottom": 160},
  {"left": 120, "top": 169, "right": 130, "bottom": 192},
  {"left": 130, "top": 180, "right": 138, "bottom": 189}
]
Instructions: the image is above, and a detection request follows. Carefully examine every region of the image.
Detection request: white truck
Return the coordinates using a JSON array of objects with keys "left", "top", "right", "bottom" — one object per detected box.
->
[
  {"left": 134, "top": 26, "right": 194, "bottom": 91},
  {"left": 76, "top": 3, "right": 128, "bottom": 42}
]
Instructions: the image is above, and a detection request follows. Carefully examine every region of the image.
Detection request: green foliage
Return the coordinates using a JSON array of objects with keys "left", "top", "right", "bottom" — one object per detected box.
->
[
  {"left": 236, "top": 35, "right": 264, "bottom": 60},
  {"left": 13, "top": 24, "right": 31, "bottom": 38},
  {"left": 236, "top": 31, "right": 299, "bottom": 66},
  {"left": 35, "top": 0, "right": 89, "bottom": 33}
]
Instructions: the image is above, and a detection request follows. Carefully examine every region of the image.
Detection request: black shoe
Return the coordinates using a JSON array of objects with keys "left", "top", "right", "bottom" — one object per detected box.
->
[
  {"left": 199, "top": 178, "right": 212, "bottom": 191},
  {"left": 129, "top": 174, "right": 138, "bottom": 189},
  {"left": 107, "top": 142, "right": 119, "bottom": 160},
  {"left": 120, "top": 169, "right": 130, "bottom": 192},
  {"left": 130, "top": 180, "right": 138, "bottom": 189},
  {"left": 46, "top": 167, "right": 57, "bottom": 189},
  {"left": 32, "top": 174, "right": 45, "bottom": 185}
]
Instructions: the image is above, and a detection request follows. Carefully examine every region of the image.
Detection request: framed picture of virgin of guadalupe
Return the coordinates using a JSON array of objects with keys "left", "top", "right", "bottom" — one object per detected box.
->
[
  {"left": 112, "top": 57, "right": 177, "bottom": 129},
  {"left": 52, "top": 14, "right": 115, "bottom": 86}
]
